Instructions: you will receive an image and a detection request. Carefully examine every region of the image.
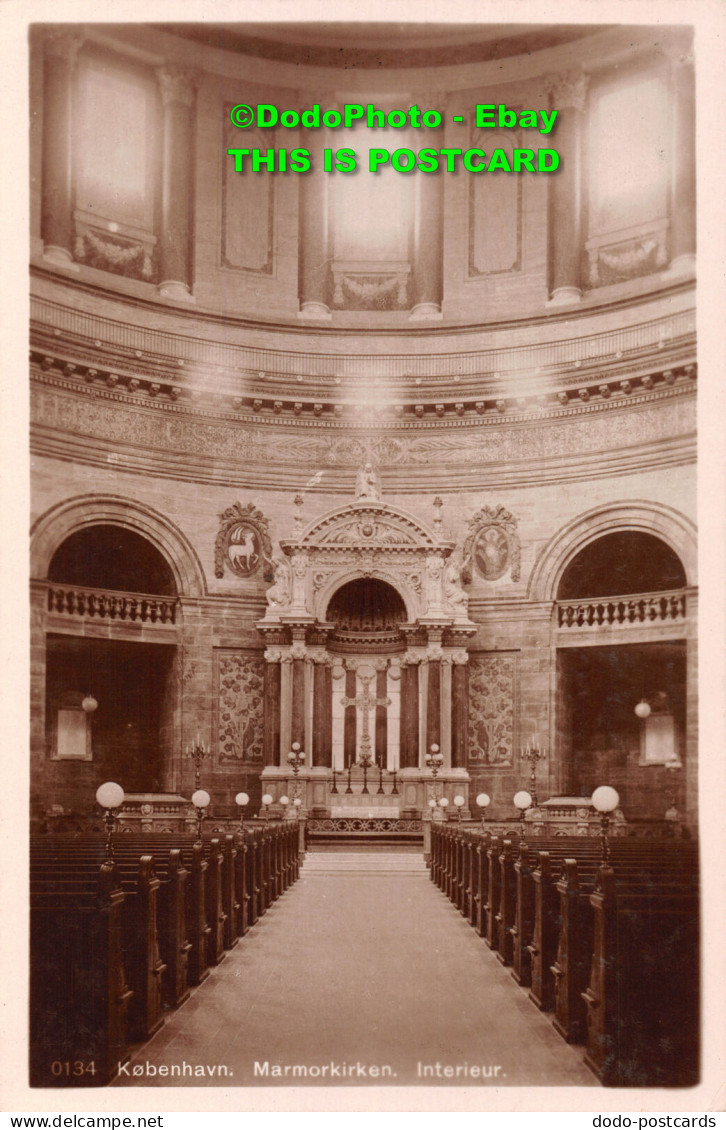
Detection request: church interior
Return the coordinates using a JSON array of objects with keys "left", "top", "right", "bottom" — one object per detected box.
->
[{"left": 28, "top": 20, "right": 699, "bottom": 1094}]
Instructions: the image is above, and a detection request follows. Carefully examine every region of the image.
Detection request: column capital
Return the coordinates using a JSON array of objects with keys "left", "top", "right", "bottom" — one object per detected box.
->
[
  {"left": 264, "top": 647, "right": 283, "bottom": 664},
  {"left": 547, "top": 70, "right": 590, "bottom": 113},
  {"left": 157, "top": 65, "right": 197, "bottom": 108},
  {"left": 44, "top": 29, "right": 85, "bottom": 64},
  {"left": 450, "top": 648, "right": 470, "bottom": 666}
]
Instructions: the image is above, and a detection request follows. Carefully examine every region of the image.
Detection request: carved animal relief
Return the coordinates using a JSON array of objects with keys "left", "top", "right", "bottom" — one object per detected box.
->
[{"left": 214, "top": 501, "right": 274, "bottom": 580}]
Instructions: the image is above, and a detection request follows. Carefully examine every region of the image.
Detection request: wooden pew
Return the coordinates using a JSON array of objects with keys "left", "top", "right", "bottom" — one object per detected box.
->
[
  {"left": 30, "top": 860, "right": 133, "bottom": 1087},
  {"left": 582, "top": 865, "right": 699, "bottom": 1087},
  {"left": 31, "top": 850, "right": 165, "bottom": 1043}
]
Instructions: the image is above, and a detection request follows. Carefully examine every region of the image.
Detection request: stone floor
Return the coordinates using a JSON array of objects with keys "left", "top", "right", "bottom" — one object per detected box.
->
[{"left": 113, "top": 852, "right": 597, "bottom": 1089}]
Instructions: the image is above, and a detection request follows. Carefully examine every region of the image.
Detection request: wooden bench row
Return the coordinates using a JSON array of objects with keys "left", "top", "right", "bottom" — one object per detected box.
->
[
  {"left": 430, "top": 823, "right": 699, "bottom": 1087},
  {"left": 30, "top": 822, "right": 300, "bottom": 1087}
]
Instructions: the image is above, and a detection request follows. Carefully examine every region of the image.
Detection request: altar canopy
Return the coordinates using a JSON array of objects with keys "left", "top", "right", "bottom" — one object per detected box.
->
[{"left": 257, "top": 476, "right": 475, "bottom": 813}]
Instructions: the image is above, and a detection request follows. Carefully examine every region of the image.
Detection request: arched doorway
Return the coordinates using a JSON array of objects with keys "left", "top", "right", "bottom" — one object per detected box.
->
[
  {"left": 38, "top": 522, "right": 180, "bottom": 819},
  {"left": 554, "top": 530, "right": 689, "bottom": 819}
]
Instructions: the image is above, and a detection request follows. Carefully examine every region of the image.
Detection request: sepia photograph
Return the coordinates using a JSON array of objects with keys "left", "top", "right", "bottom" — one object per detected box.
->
[{"left": 7, "top": 0, "right": 725, "bottom": 1116}]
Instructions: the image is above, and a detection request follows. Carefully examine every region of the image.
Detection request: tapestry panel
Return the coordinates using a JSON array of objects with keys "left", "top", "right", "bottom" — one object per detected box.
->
[
  {"left": 467, "top": 653, "right": 516, "bottom": 767},
  {"left": 216, "top": 650, "right": 265, "bottom": 763}
]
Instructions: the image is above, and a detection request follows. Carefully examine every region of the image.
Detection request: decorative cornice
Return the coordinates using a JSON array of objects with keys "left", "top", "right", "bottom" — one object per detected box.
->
[{"left": 29, "top": 349, "right": 696, "bottom": 428}]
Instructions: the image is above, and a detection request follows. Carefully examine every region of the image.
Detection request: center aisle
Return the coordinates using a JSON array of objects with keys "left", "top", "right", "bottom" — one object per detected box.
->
[{"left": 114, "top": 851, "right": 596, "bottom": 1089}]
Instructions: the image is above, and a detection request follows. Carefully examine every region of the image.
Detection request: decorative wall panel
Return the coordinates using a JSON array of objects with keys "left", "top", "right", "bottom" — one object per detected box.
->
[
  {"left": 469, "top": 127, "right": 522, "bottom": 276},
  {"left": 216, "top": 649, "right": 265, "bottom": 762},
  {"left": 467, "top": 653, "right": 516, "bottom": 767},
  {"left": 222, "top": 110, "right": 274, "bottom": 273}
]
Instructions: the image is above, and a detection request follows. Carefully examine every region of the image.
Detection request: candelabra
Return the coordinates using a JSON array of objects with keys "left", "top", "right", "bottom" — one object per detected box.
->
[
  {"left": 191, "top": 788, "right": 210, "bottom": 842},
  {"left": 591, "top": 786, "right": 620, "bottom": 865},
  {"left": 520, "top": 740, "right": 546, "bottom": 808},
  {"left": 287, "top": 742, "right": 306, "bottom": 802},
  {"left": 426, "top": 743, "right": 444, "bottom": 806},
  {"left": 96, "top": 781, "right": 125, "bottom": 860},
  {"left": 187, "top": 736, "right": 209, "bottom": 790},
  {"left": 359, "top": 751, "right": 372, "bottom": 795}
]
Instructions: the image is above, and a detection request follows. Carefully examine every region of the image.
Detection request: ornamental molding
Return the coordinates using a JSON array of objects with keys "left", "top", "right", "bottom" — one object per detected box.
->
[
  {"left": 31, "top": 378, "right": 696, "bottom": 489},
  {"left": 214, "top": 501, "right": 274, "bottom": 581},
  {"left": 461, "top": 505, "right": 521, "bottom": 584}
]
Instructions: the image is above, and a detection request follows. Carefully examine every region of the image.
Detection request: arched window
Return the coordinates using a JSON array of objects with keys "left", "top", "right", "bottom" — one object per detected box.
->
[
  {"left": 48, "top": 524, "right": 177, "bottom": 596},
  {"left": 557, "top": 531, "right": 685, "bottom": 601}
]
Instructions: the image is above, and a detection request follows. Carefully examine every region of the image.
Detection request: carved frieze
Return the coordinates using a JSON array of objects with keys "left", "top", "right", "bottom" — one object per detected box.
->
[
  {"left": 467, "top": 654, "right": 516, "bottom": 768},
  {"left": 216, "top": 650, "right": 265, "bottom": 763},
  {"left": 214, "top": 501, "right": 274, "bottom": 581},
  {"left": 32, "top": 386, "right": 696, "bottom": 482},
  {"left": 462, "top": 505, "right": 521, "bottom": 583}
]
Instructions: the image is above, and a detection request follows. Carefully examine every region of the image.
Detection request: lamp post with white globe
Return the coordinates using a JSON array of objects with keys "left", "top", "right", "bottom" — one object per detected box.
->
[
  {"left": 235, "top": 791, "right": 249, "bottom": 833},
  {"left": 476, "top": 793, "right": 491, "bottom": 830},
  {"left": 591, "top": 785, "right": 620, "bottom": 865},
  {"left": 191, "top": 789, "right": 210, "bottom": 843},
  {"left": 513, "top": 790, "right": 532, "bottom": 836},
  {"left": 96, "top": 781, "right": 124, "bottom": 859}
]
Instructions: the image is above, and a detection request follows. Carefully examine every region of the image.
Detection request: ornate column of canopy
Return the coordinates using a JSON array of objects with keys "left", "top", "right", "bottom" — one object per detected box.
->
[
  {"left": 547, "top": 70, "right": 589, "bottom": 305},
  {"left": 278, "top": 647, "right": 294, "bottom": 761},
  {"left": 426, "top": 635, "right": 443, "bottom": 759},
  {"left": 666, "top": 43, "right": 696, "bottom": 274},
  {"left": 289, "top": 633, "right": 307, "bottom": 749},
  {"left": 450, "top": 648, "right": 470, "bottom": 770},
  {"left": 41, "top": 30, "right": 84, "bottom": 266},
  {"left": 262, "top": 646, "right": 283, "bottom": 766},
  {"left": 156, "top": 66, "right": 196, "bottom": 300},
  {"left": 400, "top": 649, "right": 423, "bottom": 769},
  {"left": 310, "top": 650, "right": 333, "bottom": 768},
  {"left": 299, "top": 96, "right": 332, "bottom": 320}
]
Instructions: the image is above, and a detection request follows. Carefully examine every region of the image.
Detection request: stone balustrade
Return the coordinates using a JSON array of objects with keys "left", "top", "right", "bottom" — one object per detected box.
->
[
  {"left": 47, "top": 583, "right": 177, "bottom": 624},
  {"left": 556, "top": 589, "right": 685, "bottom": 629}
]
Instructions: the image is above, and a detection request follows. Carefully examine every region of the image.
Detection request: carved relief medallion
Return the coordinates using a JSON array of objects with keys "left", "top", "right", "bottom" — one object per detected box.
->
[
  {"left": 214, "top": 501, "right": 274, "bottom": 580},
  {"left": 462, "top": 505, "right": 521, "bottom": 583}
]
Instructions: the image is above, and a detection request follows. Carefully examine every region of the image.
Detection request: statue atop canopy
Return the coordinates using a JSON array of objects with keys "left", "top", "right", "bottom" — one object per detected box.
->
[{"left": 355, "top": 461, "right": 381, "bottom": 501}]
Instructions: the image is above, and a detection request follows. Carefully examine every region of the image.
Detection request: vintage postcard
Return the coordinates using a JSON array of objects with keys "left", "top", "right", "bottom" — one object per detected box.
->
[{"left": 2, "top": 0, "right": 725, "bottom": 1118}]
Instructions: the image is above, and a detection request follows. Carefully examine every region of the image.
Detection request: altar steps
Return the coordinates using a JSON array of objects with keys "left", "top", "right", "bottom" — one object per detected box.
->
[{"left": 301, "top": 851, "right": 428, "bottom": 873}]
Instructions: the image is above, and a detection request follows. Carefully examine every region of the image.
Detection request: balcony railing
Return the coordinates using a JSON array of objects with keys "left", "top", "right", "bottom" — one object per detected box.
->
[
  {"left": 556, "top": 589, "right": 686, "bottom": 630},
  {"left": 47, "top": 583, "right": 177, "bottom": 625}
]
